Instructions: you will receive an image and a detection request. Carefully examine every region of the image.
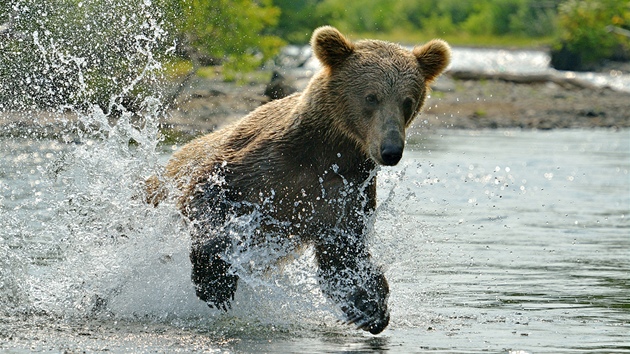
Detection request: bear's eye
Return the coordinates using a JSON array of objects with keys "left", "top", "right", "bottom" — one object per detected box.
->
[
  {"left": 402, "top": 97, "right": 415, "bottom": 118},
  {"left": 365, "top": 94, "right": 379, "bottom": 105}
]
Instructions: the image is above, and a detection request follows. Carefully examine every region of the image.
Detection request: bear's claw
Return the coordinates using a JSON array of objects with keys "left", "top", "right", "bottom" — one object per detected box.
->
[
  {"left": 207, "top": 298, "right": 232, "bottom": 312},
  {"left": 340, "top": 286, "right": 389, "bottom": 334},
  {"left": 341, "top": 305, "right": 389, "bottom": 334},
  {"left": 342, "top": 310, "right": 389, "bottom": 334},
  {"left": 196, "top": 275, "right": 237, "bottom": 312}
]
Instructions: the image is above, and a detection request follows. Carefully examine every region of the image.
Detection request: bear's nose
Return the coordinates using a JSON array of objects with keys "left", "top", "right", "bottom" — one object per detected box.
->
[{"left": 380, "top": 144, "right": 403, "bottom": 166}]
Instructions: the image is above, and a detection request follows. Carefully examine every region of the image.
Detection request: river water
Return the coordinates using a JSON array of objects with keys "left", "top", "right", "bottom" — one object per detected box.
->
[
  {"left": 1, "top": 5, "right": 629, "bottom": 350},
  {"left": 1, "top": 128, "right": 628, "bottom": 353}
]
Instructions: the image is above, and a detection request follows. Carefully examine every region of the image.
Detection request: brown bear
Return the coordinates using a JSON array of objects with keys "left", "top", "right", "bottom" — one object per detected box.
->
[{"left": 147, "top": 26, "right": 450, "bottom": 334}]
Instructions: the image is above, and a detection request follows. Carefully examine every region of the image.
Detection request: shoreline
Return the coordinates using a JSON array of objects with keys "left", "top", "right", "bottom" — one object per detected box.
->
[
  {"left": 161, "top": 70, "right": 630, "bottom": 138},
  {"left": 1, "top": 70, "right": 629, "bottom": 142},
  {"left": 421, "top": 74, "right": 630, "bottom": 130}
]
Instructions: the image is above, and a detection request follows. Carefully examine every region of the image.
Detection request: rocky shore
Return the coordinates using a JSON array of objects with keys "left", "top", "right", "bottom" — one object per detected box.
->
[
  {"left": 423, "top": 73, "right": 630, "bottom": 130},
  {"left": 1, "top": 64, "right": 628, "bottom": 141},
  {"left": 163, "top": 67, "right": 630, "bottom": 140}
]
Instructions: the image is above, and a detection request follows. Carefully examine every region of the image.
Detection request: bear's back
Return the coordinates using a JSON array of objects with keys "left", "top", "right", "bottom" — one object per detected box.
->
[{"left": 166, "top": 93, "right": 303, "bottom": 182}]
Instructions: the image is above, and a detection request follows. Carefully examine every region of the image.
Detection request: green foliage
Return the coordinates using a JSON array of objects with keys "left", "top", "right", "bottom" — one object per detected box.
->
[
  {"left": 171, "top": 0, "right": 284, "bottom": 80},
  {"left": 4, "top": 0, "right": 628, "bottom": 114},
  {"left": 0, "top": 0, "right": 285, "bottom": 111},
  {"left": 272, "top": 0, "right": 322, "bottom": 43},
  {"left": 555, "top": 0, "right": 630, "bottom": 65},
  {"left": 316, "top": 0, "right": 409, "bottom": 34},
  {"left": 274, "top": 0, "right": 560, "bottom": 44},
  {"left": 509, "top": 0, "right": 558, "bottom": 36},
  {"left": 461, "top": 2, "right": 496, "bottom": 36}
]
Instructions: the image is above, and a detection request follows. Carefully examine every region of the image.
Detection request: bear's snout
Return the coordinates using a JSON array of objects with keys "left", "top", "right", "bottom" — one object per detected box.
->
[
  {"left": 378, "top": 128, "right": 405, "bottom": 166},
  {"left": 380, "top": 143, "right": 403, "bottom": 166}
]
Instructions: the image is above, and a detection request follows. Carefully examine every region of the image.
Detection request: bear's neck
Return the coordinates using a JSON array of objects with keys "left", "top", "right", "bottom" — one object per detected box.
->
[
  {"left": 277, "top": 79, "right": 376, "bottom": 180},
  {"left": 289, "top": 111, "right": 375, "bottom": 181}
]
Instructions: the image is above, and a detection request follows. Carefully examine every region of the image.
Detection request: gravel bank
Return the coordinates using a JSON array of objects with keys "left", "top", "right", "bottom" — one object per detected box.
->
[
  {"left": 2, "top": 70, "right": 628, "bottom": 141},
  {"left": 163, "top": 71, "right": 630, "bottom": 139}
]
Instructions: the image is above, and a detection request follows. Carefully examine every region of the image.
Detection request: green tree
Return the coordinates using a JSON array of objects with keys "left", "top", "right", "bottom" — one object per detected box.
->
[
  {"left": 0, "top": 0, "right": 286, "bottom": 111},
  {"left": 273, "top": 0, "right": 324, "bottom": 43},
  {"left": 553, "top": 0, "right": 629, "bottom": 69},
  {"left": 315, "top": 0, "right": 408, "bottom": 34},
  {"left": 508, "top": 0, "right": 558, "bottom": 37},
  {"left": 461, "top": 2, "right": 496, "bottom": 35},
  {"left": 172, "top": 0, "right": 284, "bottom": 79},
  {"left": 399, "top": 0, "right": 472, "bottom": 36},
  {"left": 274, "top": 0, "right": 560, "bottom": 44}
]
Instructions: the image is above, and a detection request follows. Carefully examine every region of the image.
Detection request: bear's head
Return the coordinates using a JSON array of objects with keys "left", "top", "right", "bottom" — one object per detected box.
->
[{"left": 310, "top": 26, "right": 451, "bottom": 166}]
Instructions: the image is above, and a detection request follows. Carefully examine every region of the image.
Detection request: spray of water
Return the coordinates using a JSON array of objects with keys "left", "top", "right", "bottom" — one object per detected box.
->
[
  {"left": 0, "top": 1, "right": 437, "bottom": 338},
  {"left": 0, "top": 0, "right": 338, "bottom": 332},
  {"left": 0, "top": 0, "right": 182, "bottom": 319}
]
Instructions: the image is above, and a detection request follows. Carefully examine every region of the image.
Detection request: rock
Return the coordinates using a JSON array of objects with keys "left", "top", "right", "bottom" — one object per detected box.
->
[
  {"left": 264, "top": 71, "right": 298, "bottom": 101},
  {"left": 431, "top": 75, "right": 456, "bottom": 92},
  {"left": 550, "top": 43, "right": 586, "bottom": 71}
]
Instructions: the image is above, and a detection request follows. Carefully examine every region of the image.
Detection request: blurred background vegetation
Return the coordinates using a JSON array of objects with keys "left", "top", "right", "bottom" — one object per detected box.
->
[
  {"left": 271, "top": 0, "right": 628, "bottom": 70},
  {"left": 1, "top": 0, "right": 628, "bottom": 111}
]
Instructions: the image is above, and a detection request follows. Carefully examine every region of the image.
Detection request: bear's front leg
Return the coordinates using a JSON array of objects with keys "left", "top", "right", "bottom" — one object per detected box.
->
[
  {"left": 186, "top": 179, "right": 240, "bottom": 311},
  {"left": 315, "top": 235, "right": 390, "bottom": 334},
  {"left": 190, "top": 235, "right": 238, "bottom": 311}
]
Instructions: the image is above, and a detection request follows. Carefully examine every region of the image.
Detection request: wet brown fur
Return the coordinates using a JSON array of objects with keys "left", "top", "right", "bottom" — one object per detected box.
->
[{"left": 146, "top": 26, "right": 450, "bottom": 334}]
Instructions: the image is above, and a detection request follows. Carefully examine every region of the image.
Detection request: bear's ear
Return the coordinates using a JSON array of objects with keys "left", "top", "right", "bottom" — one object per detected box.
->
[
  {"left": 413, "top": 39, "right": 451, "bottom": 83},
  {"left": 311, "top": 26, "right": 355, "bottom": 69}
]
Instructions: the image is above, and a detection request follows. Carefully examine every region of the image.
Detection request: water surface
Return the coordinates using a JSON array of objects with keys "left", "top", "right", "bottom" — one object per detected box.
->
[{"left": 1, "top": 129, "right": 628, "bottom": 353}]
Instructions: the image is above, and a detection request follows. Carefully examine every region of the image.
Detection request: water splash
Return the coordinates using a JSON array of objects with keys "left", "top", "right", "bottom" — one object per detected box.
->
[
  {"left": 1, "top": 1, "right": 341, "bottom": 331},
  {"left": 1, "top": 0, "right": 168, "bottom": 112},
  {"left": 0, "top": 0, "right": 177, "bottom": 320},
  {"left": 0, "top": 1, "right": 430, "bottom": 338}
]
